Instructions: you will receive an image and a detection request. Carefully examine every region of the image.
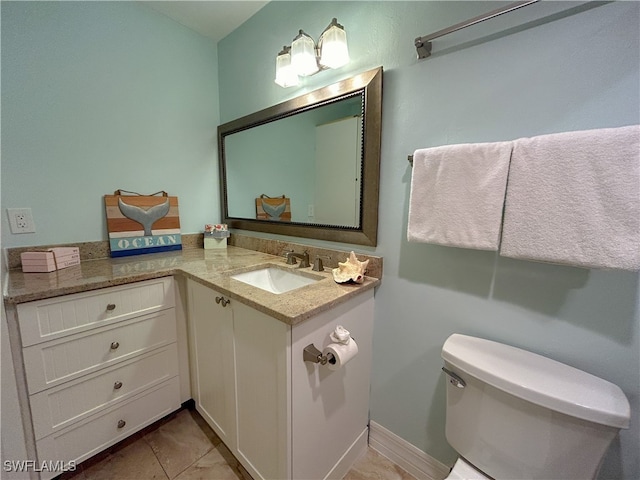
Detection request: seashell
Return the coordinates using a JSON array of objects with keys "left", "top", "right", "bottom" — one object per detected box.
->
[{"left": 332, "top": 251, "right": 369, "bottom": 284}]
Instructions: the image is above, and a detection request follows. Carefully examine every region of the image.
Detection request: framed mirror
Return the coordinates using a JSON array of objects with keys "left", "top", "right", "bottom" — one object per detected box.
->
[{"left": 218, "top": 67, "right": 382, "bottom": 246}]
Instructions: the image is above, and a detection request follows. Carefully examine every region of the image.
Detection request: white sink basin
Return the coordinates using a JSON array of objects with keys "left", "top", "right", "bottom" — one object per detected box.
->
[{"left": 231, "top": 267, "right": 320, "bottom": 294}]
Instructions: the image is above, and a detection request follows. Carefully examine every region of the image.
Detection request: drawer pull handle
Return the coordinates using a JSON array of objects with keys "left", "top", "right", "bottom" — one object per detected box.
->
[
  {"left": 113, "top": 381, "right": 123, "bottom": 390},
  {"left": 215, "top": 296, "right": 230, "bottom": 307},
  {"left": 106, "top": 303, "right": 117, "bottom": 312},
  {"left": 110, "top": 341, "right": 120, "bottom": 350},
  {"left": 117, "top": 419, "right": 126, "bottom": 429}
]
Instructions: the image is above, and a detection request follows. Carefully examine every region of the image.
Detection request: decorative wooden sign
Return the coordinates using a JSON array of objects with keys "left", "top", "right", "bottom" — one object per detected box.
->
[
  {"left": 255, "top": 194, "right": 291, "bottom": 221},
  {"left": 104, "top": 190, "right": 182, "bottom": 258}
]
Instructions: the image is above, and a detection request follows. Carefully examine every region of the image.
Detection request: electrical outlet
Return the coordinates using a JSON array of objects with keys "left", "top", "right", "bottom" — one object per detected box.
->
[
  {"left": 7, "top": 208, "right": 36, "bottom": 234},
  {"left": 308, "top": 205, "right": 315, "bottom": 217}
]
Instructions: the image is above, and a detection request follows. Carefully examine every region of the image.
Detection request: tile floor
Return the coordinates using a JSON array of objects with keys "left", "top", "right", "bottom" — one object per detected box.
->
[{"left": 62, "top": 408, "right": 418, "bottom": 480}]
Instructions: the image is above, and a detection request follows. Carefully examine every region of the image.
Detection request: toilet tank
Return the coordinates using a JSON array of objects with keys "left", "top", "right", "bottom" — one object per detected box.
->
[{"left": 441, "top": 334, "right": 630, "bottom": 480}]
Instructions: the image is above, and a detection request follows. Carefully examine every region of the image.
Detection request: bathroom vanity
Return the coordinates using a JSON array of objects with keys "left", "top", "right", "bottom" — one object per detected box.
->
[
  {"left": 15, "top": 278, "right": 181, "bottom": 479},
  {"left": 4, "top": 245, "right": 379, "bottom": 480},
  {"left": 188, "top": 279, "right": 373, "bottom": 480}
]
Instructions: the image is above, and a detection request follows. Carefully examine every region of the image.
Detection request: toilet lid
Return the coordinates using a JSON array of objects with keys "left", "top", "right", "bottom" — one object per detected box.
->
[
  {"left": 441, "top": 334, "right": 630, "bottom": 428},
  {"left": 445, "top": 458, "right": 491, "bottom": 480}
]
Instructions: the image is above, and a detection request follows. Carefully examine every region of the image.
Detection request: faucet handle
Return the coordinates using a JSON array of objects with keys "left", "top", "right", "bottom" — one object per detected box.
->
[
  {"left": 298, "top": 250, "right": 311, "bottom": 268},
  {"left": 312, "top": 255, "right": 331, "bottom": 272},
  {"left": 284, "top": 250, "right": 297, "bottom": 265}
]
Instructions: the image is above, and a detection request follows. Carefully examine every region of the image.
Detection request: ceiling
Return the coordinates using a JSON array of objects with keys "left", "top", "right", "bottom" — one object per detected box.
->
[{"left": 143, "top": 1, "right": 269, "bottom": 43}]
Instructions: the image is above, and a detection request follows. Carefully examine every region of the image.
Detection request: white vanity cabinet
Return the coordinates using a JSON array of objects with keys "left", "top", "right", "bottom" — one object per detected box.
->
[
  {"left": 233, "top": 300, "right": 291, "bottom": 479},
  {"left": 187, "top": 278, "right": 374, "bottom": 480},
  {"left": 187, "top": 280, "right": 236, "bottom": 447},
  {"left": 16, "top": 277, "right": 181, "bottom": 480}
]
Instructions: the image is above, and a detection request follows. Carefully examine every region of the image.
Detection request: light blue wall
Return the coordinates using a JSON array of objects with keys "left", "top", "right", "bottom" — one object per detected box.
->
[
  {"left": 218, "top": 2, "right": 640, "bottom": 479},
  {"left": 2, "top": 1, "right": 638, "bottom": 478},
  {"left": 1, "top": 1, "right": 220, "bottom": 248}
]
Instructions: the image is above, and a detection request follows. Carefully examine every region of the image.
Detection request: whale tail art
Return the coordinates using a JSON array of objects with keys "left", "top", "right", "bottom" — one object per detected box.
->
[
  {"left": 105, "top": 191, "right": 182, "bottom": 258},
  {"left": 261, "top": 198, "right": 287, "bottom": 220},
  {"left": 118, "top": 197, "right": 170, "bottom": 236}
]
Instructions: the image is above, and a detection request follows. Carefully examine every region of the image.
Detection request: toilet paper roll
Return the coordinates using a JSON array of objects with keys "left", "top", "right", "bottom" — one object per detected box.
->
[{"left": 322, "top": 338, "right": 358, "bottom": 371}]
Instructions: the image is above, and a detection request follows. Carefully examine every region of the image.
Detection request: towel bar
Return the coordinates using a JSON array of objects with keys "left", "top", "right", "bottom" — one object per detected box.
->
[{"left": 414, "top": 0, "right": 539, "bottom": 59}]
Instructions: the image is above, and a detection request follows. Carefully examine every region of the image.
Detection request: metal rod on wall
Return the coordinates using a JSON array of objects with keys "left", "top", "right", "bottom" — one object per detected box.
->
[{"left": 414, "top": 0, "right": 540, "bottom": 59}]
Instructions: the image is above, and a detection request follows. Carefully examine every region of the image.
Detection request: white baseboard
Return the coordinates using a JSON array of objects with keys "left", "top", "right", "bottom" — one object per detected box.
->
[
  {"left": 368, "top": 421, "right": 451, "bottom": 480},
  {"left": 326, "top": 427, "right": 368, "bottom": 480}
]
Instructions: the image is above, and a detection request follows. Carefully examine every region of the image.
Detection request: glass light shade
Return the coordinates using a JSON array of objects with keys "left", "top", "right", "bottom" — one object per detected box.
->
[
  {"left": 291, "top": 30, "right": 319, "bottom": 76},
  {"left": 275, "top": 48, "right": 299, "bottom": 88},
  {"left": 319, "top": 22, "right": 349, "bottom": 69}
]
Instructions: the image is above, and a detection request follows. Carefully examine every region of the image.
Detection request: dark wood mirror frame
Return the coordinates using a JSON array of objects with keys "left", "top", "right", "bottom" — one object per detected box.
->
[{"left": 218, "top": 67, "right": 383, "bottom": 246}]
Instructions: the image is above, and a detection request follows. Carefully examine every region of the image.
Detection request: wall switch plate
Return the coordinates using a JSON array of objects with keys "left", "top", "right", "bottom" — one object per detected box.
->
[{"left": 7, "top": 208, "right": 36, "bottom": 234}]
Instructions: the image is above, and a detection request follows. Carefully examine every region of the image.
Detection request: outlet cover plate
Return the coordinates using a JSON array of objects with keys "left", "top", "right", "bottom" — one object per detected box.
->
[{"left": 7, "top": 208, "right": 36, "bottom": 234}]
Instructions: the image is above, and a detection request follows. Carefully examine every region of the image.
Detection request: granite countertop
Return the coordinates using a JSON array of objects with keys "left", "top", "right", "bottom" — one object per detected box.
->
[{"left": 4, "top": 246, "right": 380, "bottom": 325}]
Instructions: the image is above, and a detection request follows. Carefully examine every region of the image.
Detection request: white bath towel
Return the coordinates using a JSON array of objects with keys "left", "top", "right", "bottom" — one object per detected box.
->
[
  {"left": 500, "top": 125, "right": 640, "bottom": 271},
  {"left": 407, "top": 141, "right": 513, "bottom": 250}
]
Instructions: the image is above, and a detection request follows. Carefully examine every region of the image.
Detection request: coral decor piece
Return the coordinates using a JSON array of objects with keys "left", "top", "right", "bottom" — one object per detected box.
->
[{"left": 332, "top": 251, "right": 369, "bottom": 284}]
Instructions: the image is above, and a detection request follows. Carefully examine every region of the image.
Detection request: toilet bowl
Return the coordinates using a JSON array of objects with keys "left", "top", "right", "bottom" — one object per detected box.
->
[{"left": 441, "top": 334, "right": 630, "bottom": 480}]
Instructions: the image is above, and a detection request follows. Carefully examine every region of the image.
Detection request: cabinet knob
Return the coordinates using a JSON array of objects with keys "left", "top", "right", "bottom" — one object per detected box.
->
[
  {"left": 106, "top": 303, "right": 117, "bottom": 312},
  {"left": 117, "top": 419, "right": 126, "bottom": 429},
  {"left": 110, "top": 341, "right": 120, "bottom": 350},
  {"left": 113, "top": 381, "right": 123, "bottom": 390},
  {"left": 215, "top": 296, "right": 230, "bottom": 307}
]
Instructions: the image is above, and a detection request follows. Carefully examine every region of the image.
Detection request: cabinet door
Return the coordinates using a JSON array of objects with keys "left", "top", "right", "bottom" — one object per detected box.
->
[
  {"left": 233, "top": 301, "right": 291, "bottom": 480},
  {"left": 187, "top": 281, "right": 235, "bottom": 446}
]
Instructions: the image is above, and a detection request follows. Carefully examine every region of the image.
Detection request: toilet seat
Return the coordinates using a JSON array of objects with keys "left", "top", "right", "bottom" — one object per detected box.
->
[{"left": 445, "top": 458, "right": 491, "bottom": 480}]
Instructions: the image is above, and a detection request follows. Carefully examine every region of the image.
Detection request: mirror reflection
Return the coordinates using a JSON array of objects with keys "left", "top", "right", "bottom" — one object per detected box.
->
[
  {"left": 218, "top": 67, "right": 382, "bottom": 246},
  {"left": 225, "top": 95, "right": 362, "bottom": 227}
]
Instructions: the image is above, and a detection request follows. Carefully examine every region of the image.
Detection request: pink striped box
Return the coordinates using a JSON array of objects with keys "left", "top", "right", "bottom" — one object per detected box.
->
[{"left": 21, "top": 247, "right": 80, "bottom": 273}]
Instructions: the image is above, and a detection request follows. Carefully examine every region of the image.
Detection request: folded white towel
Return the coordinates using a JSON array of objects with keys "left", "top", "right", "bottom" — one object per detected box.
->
[
  {"left": 407, "top": 141, "right": 513, "bottom": 250},
  {"left": 500, "top": 125, "right": 640, "bottom": 270}
]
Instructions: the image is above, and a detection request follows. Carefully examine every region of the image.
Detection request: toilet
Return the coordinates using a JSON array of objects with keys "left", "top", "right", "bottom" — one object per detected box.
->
[{"left": 441, "top": 334, "right": 630, "bottom": 480}]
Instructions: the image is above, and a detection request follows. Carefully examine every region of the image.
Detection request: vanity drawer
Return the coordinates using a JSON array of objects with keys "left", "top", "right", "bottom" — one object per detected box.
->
[
  {"left": 23, "top": 309, "right": 177, "bottom": 394},
  {"left": 35, "top": 376, "right": 180, "bottom": 480},
  {"left": 17, "top": 277, "right": 175, "bottom": 347},
  {"left": 30, "top": 343, "right": 179, "bottom": 440}
]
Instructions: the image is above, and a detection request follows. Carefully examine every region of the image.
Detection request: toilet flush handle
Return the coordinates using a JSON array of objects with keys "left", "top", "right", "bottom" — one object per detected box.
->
[{"left": 442, "top": 367, "right": 466, "bottom": 388}]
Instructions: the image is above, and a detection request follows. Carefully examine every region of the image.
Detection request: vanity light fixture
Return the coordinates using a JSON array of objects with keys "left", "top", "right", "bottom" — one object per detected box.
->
[
  {"left": 291, "top": 30, "right": 320, "bottom": 76},
  {"left": 317, "top": 18, "right": 350, "bottom": 69},
  {"left": 274, "top": 18, "right": 349, "bottom": 88},
  {"left": 275, "top": 46, "right": 300, "bottom": 88}
]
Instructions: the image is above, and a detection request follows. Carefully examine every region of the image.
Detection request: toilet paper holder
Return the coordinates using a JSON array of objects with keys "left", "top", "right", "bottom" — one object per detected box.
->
[{"left": 303, "top": 344, "right": 334, "bottom": 365}]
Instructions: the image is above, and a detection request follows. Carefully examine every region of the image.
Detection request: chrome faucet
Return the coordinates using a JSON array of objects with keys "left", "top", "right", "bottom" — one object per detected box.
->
[{"left": 285, "top": 250, "right": 310, "bottom": 268}]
